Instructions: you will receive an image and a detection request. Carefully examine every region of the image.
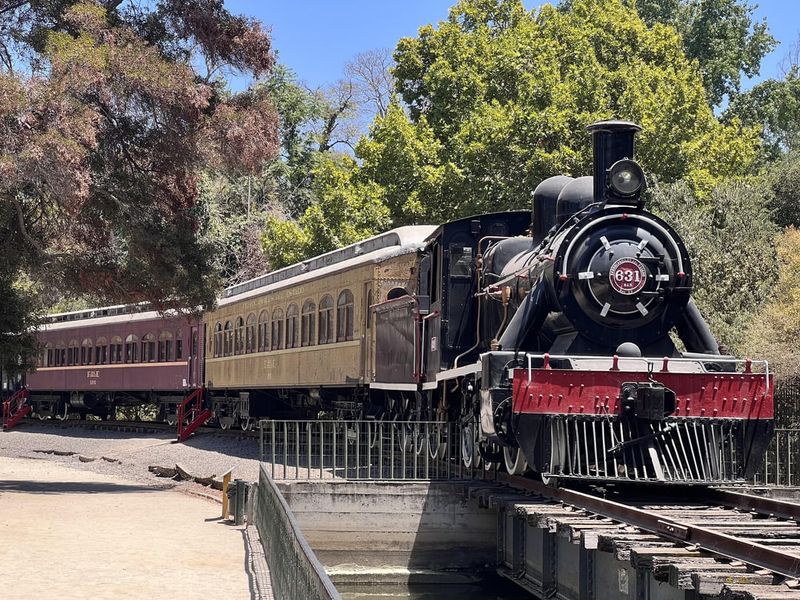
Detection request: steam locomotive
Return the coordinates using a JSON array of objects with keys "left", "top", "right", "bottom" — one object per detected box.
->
[
  {"left": 465, "top": 121, "right": 773, "bottom": 483},
  {"left": 373, "top": 120, "right": 773, "bottom": 484},
  {"left": 17, "top": 120, "right": 773, "bottom": 485}
]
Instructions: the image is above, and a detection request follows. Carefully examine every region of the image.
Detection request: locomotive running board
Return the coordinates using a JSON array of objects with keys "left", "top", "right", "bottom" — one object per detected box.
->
[
  {"left": 369, "top": 382, "right": 419, "bottom": 391},
  {"left": 421, "top": 362, "right": 482, "bottom": 389}
]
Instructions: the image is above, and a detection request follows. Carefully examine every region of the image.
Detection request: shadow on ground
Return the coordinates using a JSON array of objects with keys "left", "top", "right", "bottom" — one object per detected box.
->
[{"left": 0, "top": 480, "right": 169, "bottom": 494}]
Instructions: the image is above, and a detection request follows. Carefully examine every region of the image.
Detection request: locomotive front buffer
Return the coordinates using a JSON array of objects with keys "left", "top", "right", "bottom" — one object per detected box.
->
[{"left": 496, "top": 353, "right": 775, "bottom": 485}]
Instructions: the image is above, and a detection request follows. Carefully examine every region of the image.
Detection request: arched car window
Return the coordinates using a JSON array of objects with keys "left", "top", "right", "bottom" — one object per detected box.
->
[
  {"left": 301, "top": 300, "right": 316, "bottom": 347},
  {"left": 286, "top": 304, "right": 299, "bottom": 349},
  {"left": 95, "top": 337, "right": 108, "bottom": 364},
  {"left": 246, "top": 313, "right": 256, "bottom": 353},
  {"left": 258, "top": 311, "right": 269, "bottom": 352},
  {"left": 158, "top": 331, "right": 173, "bottom": 362},
  {"left": 234, "top": 317, "right": 245, "bottom": 355},
  {"left": 213, "top": 323, "right": 222, "bottom": 358},
  {"left": 141, "top": 333, "right": 156, "bottom": 362},
  {"left": 68, "top": 339, "right": 79, "bottom": 366},
  {"left": 271, "top": 308, "right": 284, "bottom": 350},
  {"left": 223, "top": 321, "right": 233, "bottom": 357},
  {"left": 81, "top": 338, "right": 93, "bottom": 365},
  {"left": 336, "top": 290, "right": 354, "bottom": 342},
  {"left": 318, "top": 295, "right": 334, "bottom": 344},
  {"left": 176, "top": 329, "right": 184, "bottom": 360},
  {"left": 125, "top": 334, "right": 139, "bottom": 363},
  {"left": 110, "top": 336, "right": 123, "bottom": 363}
]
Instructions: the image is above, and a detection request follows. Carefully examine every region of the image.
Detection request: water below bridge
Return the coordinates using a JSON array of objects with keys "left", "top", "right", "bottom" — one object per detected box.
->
[{"left": 338, "top": 573, "right": 529, "bottom": 599}]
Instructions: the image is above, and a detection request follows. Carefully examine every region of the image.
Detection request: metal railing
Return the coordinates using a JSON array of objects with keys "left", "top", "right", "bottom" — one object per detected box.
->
[
  {"left": 752, "top": 429, "right": 800, "bottom": 486},
  {"left": 258, "top": 419, "right": 465, "bottom": 481},
  {"left": 255, "top": 419, "right": 800, "bottom": 487},
  {"left": 250, "top": 463, "right": 340, "bottom": 599}
]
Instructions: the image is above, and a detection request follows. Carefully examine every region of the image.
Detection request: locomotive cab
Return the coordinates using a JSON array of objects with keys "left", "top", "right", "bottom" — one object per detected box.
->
[{"left": 417, "top": 212, "right": 531, "bottom": 383}]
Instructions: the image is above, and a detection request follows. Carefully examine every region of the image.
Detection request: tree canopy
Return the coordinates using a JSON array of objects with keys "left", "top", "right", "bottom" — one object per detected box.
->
[
  {"left": 649, "top": 180, "right": 778, "bottom": 351},
  {"left": 726, "top": 67, "right": 800, "bottom": 163},
  {"left": 0, "top": 0, "right": 279, "bottom": 374},
  {"left": 742, "top": 227, "right": 800, "bottom": 379},
  {"left": 353, "top": 0, "right": 758, "bottom": 226},
  {"left": 263, "top": 154, "right": 390, "bottom": 269},
  {"left": 628, "top": 0, "right": 775, "bottom": 106}
]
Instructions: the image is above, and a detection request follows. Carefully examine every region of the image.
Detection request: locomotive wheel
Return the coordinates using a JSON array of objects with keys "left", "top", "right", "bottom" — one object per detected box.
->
[
  {"left": 481, "top": 441, "right": 503, "bottom": 471},
  {"left": 503, "top": 446, "right": 528, "bottom": 476},
  {"left": 428, "top": 423, "right": 447, "bottom": 460},
  {"left": 398, "top": 421, "right": 414, "bottom": 454},
  {"left": 36, "top": 412, "right": 47, "bottom": 421},
  {"left": 460, "top": 422, "right": 481, "bottom": 469},
  {"left": 240, "top": 418, "right": 252, "bottom": 431},
  {"left": 220, "top": 420, "right": 231, "bottom": 430},
  {"left": 540, "top": 472, "right": 560, "bottom": 488},
  {"left": 55, "top": 404, "right": 69, "bottom": 421},
  {"left": 414, "top": 423, "right": 428, "bottom": 456}
]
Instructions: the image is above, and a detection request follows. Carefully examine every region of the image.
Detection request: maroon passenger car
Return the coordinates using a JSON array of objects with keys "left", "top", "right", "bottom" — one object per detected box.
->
[{"left": 26, "top": 305, "right": 203, "bottom": 420}]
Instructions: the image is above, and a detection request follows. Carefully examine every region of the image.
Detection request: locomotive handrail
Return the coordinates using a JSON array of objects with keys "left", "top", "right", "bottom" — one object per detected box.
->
[{"left": 523, "top": 352, "right": 770, "bottom": 383}]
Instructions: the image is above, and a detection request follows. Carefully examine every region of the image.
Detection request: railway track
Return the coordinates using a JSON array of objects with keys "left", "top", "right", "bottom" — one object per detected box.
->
[
  {"left": 15, "top": 416, "right": 259, "bottom": 438},
  {"left": 474, "top": 473, "right": 800, "bottom": 598}
]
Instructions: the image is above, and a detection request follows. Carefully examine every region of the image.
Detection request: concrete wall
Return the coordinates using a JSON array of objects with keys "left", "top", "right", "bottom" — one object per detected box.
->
[{"left": 276, "top": 481, "right": 496, "bottom": 572}]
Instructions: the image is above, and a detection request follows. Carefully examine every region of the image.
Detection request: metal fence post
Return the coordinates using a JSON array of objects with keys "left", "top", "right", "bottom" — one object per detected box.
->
[{"left": 234, "top": 478, "right": 246, "bottom": 525}]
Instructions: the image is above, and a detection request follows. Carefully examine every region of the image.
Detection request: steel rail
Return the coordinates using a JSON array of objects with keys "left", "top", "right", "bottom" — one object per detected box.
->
[
  {"left": 703, "top": 488, "right": 800, "bottom": 522},
  {"left": 496, "top": 473, "right": 800, "bottom": 579},
  {"left": 18, "top": 418, "right": 259, "bottom": 438}
]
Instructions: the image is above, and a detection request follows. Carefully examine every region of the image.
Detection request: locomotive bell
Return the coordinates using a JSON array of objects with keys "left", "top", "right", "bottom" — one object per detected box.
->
[{"left": 587, "top": 120, "right": 646, "bottom": 205}]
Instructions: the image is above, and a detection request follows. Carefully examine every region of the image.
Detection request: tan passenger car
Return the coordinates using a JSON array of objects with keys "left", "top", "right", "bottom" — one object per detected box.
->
[{"left": 202, "top": 226, "right": 435, "bottom": 416}]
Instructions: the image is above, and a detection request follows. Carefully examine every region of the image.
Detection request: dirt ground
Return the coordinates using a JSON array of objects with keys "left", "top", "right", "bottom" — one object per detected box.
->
[{"left": 0, "top": 455, "right": 255, "bottom": 600}]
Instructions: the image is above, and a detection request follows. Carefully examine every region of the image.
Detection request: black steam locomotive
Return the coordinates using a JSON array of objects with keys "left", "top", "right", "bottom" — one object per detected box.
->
[{"left": 375, "top": 120, "right": 773, "bottom": 484}]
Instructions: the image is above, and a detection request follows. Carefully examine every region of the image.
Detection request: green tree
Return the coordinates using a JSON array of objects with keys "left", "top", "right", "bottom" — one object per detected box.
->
[
  {"left": 725, "top": 68, "right": 800, "bottom": 162},
  {"left": 760, "top": 151, "right": 800, "bottom": 229},
  {"left": 628, "top": 0, "right": 775, "bottom": 106},
  {"left": 199, "top": 173, "right": 283, "bottom": 285},
  {"left": 357, "top": 102, "right": 463, "bottom": 224},
  {"left": 741, "top": 227, "right": 800, "bottom": 379},
  {"left": 262, "top": 155, "right": 390, "bottom": 269},
  {"left": 371, "top": 0, "right": 757, "bottom": 225},
  {"left": 264, "top": 64, "right": 329, "bottom": 217},
  {"left": 649, "top": 180, "right": 778, "bottom": 351}
]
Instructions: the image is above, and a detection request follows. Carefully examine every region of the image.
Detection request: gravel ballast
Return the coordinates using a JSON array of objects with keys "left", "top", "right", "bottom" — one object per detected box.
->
[{"left": 0, "top": 423, "right": 263, "bottom": 497}]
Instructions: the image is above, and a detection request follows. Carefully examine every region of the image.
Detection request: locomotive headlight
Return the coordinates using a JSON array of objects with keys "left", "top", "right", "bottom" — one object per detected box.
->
[{"left": 607, "top": 159, "right": 645, "bottom": 197}]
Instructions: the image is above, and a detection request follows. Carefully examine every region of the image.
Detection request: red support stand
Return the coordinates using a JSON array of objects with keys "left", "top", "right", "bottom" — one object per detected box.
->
[
  {"left": 176, "top": 387, "right": 212, "bottom": 442},
  {"left": 2, "top": 388, "right": 31, "bottom": 431}
]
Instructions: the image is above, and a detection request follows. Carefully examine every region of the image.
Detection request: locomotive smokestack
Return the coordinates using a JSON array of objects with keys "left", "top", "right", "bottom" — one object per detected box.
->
[{"left": 587, "top": 120, "right": 644, "bottom": 204}]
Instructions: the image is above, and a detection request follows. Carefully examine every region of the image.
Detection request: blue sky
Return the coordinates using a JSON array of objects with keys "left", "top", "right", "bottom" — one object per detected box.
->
[{"left": 226, "top": 0, "right": 797, "bottom": 90}]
